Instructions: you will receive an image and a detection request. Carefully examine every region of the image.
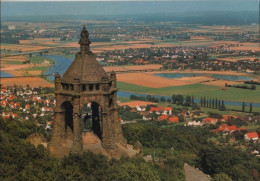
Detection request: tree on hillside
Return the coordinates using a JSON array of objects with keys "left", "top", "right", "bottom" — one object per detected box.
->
[
  {"left": 203, "top": 97, "right": 206, "bottom": 107},
  {"left": 209, "top": 99, "right": 212, "bottom": 108},
  {"left": 218, "top": 100, "right": 221, "bottom": 109},
  {"left": 185, "top": 96, "right": 191, "bottom": 106},
  {"left": 191, "top": 96, "right": 195, "bottom": 106},
  {"left": 220, "top": 100, "right": 226, "bottom": 111},
  {"left": 172, "top": 94, "right": 177, "bottom": 104},
  {"left": 212, "top": 99, "right": 215, "bottom": 109},
  {"left": 176, "top": 94, "right": 184, "bottom": 105},
  {"left": 212, "top": 174, "right": 232, "bottom": 181},
  {"left": 249, "top": 103, "right": 253, "bottom": 113},
  {"left": 200, "top": 97, "right": 203, "bottom": 107},
  {"left": 242, "top": 102, "right": 245, "bottom": 112},
  {"left": 160, "top": 96, "right": 166, "bottom": 103},
  {"left": 251, "top": 84, "right": 256, "bottom": 90}
]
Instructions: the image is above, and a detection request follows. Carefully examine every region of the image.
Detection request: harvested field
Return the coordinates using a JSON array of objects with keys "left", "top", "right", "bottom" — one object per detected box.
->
[
  {"left": 1, "top": 44, "right": 52, "bottom": 52},
  {"left": 119, "top": 100, "right": 157, "bottom": 108},
  {"left": 117, "top": 69, "right": 252, "bottom": 88},
  {"left": 218, "top": 57, "right": 258, "bottom": 62},
  {"left": 5, "top": 70, "right": 24, "bottom": 76},
  {"left": 103, "top": 66, "right": 127, "bottom": 72},
  {"left": 1, "top": 63, "right": 33, "bottom": 71},
  {"left": 117, "top": 72, "right": 194, "bottom": 88},
  {"left": 148, "top": 70, "right": 248, "bottom": 76},
  {"left": 26, "top": 70, "right": 42, "bottom": 76},
  {"left": 1, "top": 77, "right": 54, "bottom": 88},
  {"left": 201, "top": 80, "right": 241, "bottom": 87},
  {"left": 19, "top": 38, "right": 60, "bottom": 45},
  {"left": 125, "top": 64, "right": 162, "bottom": 71},
  {"left": 1, "top": 56, "right": 28, "bottom": 62},
  {"left": 229, "top": 46, "right": 259, "bottom": 51},
  {"left": 104, "top": 65, "right": 162, "bottom": 72}
]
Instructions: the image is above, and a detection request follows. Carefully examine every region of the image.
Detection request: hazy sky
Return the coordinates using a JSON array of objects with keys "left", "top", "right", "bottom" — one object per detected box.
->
[
  {"left": 1, "top": 0, "right": 259, "bottom": 1},
  {"left": 1, "top": 0, "right": 258, "bottom": 17}
]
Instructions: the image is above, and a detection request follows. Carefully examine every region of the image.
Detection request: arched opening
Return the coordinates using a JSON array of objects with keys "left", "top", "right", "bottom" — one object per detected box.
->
[
  {"left": 61, "top": 101, "right": 73, "bottom": 139},
  {"left": 81, "top": 102, "right": 102, "bottom": 139}
]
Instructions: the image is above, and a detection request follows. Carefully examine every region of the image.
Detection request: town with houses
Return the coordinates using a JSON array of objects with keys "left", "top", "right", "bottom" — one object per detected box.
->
[
  {"left": 2, "top": 83, "right": 259, "bottom": 155},
  {"left": 96, "top": 46, "right": 259, "bottom": 73}
]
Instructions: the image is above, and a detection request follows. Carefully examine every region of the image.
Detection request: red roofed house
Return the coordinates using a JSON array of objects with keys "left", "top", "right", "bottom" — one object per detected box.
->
[
  {"left": 150, "top": 107, "right": 172, "bottom": 115},
  {"left": 158, "top": 115, "right": 169, "bottom": 121},
  {"left": 245, "top": 132, "right": 259, "bottom": 141},
  {"left": 25, "top": 104, "right": 30, "bottom": 110},
  {"left": 204, "top": 117, "right": 218, "bottom": 125},
  {"left": 169, "top": 116, "right": 179, "bottom": 123},
  {"left": 218, "top": 124, "right": 238, "bottom": 133},
  {"left": 1, "top": 100, "right": 7, "bottom": 108},
  {"left": 211, "top": 124, "right": 240, "bottom": 133},
  {"left": 6, "top": 95, "right": 16, "bottom": 101}
]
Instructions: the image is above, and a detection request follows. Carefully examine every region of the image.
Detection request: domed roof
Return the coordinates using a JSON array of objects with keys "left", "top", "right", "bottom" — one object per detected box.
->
[{"left": 61, "top": 25, "right": 108, "bottom": 83}]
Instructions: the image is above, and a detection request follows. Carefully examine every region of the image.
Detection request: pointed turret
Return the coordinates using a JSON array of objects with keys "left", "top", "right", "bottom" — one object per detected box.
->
[{"left": 61, "top": 25, "right": 107, "bottom": 83}]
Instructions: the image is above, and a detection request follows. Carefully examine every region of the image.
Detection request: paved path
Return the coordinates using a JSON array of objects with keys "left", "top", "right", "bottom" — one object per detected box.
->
[{"left": 184, "top": 163, "right": 211, "bottom": 181}]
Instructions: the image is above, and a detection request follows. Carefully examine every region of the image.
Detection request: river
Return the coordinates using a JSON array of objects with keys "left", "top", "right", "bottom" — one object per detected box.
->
[{"left": 42, "top": 55, "right": 260, "bottom": 108}]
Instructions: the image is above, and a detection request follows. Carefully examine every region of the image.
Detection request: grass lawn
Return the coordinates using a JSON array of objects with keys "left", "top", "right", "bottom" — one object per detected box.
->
[
  {"left": 244, "top": 123, "right": 260, "bottom": 130},
  {"left": 117, "top": 97, "right": 133, "bottom": 103},
  {"left": 117, "top": 82, "right": 260, "bottom": 103},
  {"left": 25, "top": 66, "right": 50, "bottom": 75},
  {"left": 5, "top": 61, "right": 23, "bottom": 65},
  {"left": 29, "top": 56, "right": 55, "bottom": 64}
]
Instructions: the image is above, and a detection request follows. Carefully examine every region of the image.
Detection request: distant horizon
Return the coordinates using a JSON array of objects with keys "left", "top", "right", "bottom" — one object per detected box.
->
[{"left": 1, "top": 0, "right": 259, "bottom": 18}]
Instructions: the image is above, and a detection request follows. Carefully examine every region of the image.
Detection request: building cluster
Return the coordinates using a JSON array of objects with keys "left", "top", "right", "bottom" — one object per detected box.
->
[
  {"left": 0, "top": 85, "right": 55, "bottom": 128},
  {"left": 96, "top": 46, "right": 259, "bottom": 73}
]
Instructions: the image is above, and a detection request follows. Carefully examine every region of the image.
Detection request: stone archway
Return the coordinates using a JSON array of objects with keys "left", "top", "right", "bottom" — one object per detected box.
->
[
  {"left": 81, "top": 102, "right": 102, "bottom": 140},
  {"left": 61, "top": 101, "right": 73, "bottom": 139}
]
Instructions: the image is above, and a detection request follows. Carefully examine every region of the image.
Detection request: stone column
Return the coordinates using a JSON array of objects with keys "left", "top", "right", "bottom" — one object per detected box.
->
[
  {"left": 101, "top": 112, "right": 116, "bottom": 151},
  {"left": 113, "top": 107, "right": 127, "bottom": 147},
  {"left": 72, "top": 97, "right": 82, "bottom": 153}
]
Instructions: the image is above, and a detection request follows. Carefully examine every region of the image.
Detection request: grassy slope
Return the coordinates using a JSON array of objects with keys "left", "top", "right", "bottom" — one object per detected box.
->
[{"left": 117, "top": 82, "right": 260, "bottom": 103}]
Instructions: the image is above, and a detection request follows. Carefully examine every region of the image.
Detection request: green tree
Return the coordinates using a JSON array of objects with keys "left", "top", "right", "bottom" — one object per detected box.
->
[
  {"left": 108, "top": 158, "right": 160, "bottom": 181},
  {"left": 220, "top": 100, "right": 226, "bottom": 111},
  {"left": 172, "top": 94, "right": 177, "bottom": 104},
  {"left": 212, "top": 173, "right": 232, "bottom": 181},
  {"left": 160, "top": 96, "right": 166, "bottom": 103},
  {"left": 251, "top": 84, "right": 256, "bottom": 90},
  {"left": 249, "top": 103, "right": 253, "bottom": 113},
  {"left": 242, "top": 102, "right": 245, "bottom": 112},
  {"left": 185, "top": 95, "right": 191, "bottom": 106},
  {"left": 176, "top": 94, "right": 184, "bottom": 105}
]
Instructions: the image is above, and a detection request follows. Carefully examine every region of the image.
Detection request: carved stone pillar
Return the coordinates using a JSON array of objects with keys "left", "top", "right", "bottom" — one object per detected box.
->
[
  {"left": 101, "top": 112, "right": 115, "bottom": 150},
  {"left": 113, "top": 107, "right": 127, "bottom": 146},
  {"left": 72, "top": 98, "right": 82, "bottom": 153},
  {"left": 71, "top": 112, "right": 82, "bottom": 153}
]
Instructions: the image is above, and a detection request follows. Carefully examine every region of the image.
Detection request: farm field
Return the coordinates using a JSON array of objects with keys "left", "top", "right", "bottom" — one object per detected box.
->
[
  {"left": 117, "top": 82, "right": 260, "bottom": 103},
  {"left": 116, "top": 70, "right": 253, "bottom": 88},
  {"left": 1, "top": 77, "right": 54, "bottom": 88},
  {"left": 118, "top": 100, "right": 157, "bottom": 107},
  {"left": 103, "top": 64, "right": 162, "bottom": 72}
]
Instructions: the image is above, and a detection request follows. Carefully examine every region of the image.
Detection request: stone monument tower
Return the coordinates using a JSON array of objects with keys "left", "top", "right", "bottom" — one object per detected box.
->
[{"left": 49, "top": 25, "right": 127, "bottom": 156}]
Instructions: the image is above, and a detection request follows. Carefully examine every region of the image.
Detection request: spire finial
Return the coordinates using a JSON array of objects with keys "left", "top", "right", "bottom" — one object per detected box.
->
[{"left": 79, "top": 24, "right": 91, "bottom": 54}]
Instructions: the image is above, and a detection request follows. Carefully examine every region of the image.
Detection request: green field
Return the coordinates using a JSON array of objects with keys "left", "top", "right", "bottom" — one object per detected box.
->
[
  {"left": 29, "top": 56, "right": 55, "bottom": 64},
  {"left": 117, "top": 82, "right": 260, "bottom": 103}
]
